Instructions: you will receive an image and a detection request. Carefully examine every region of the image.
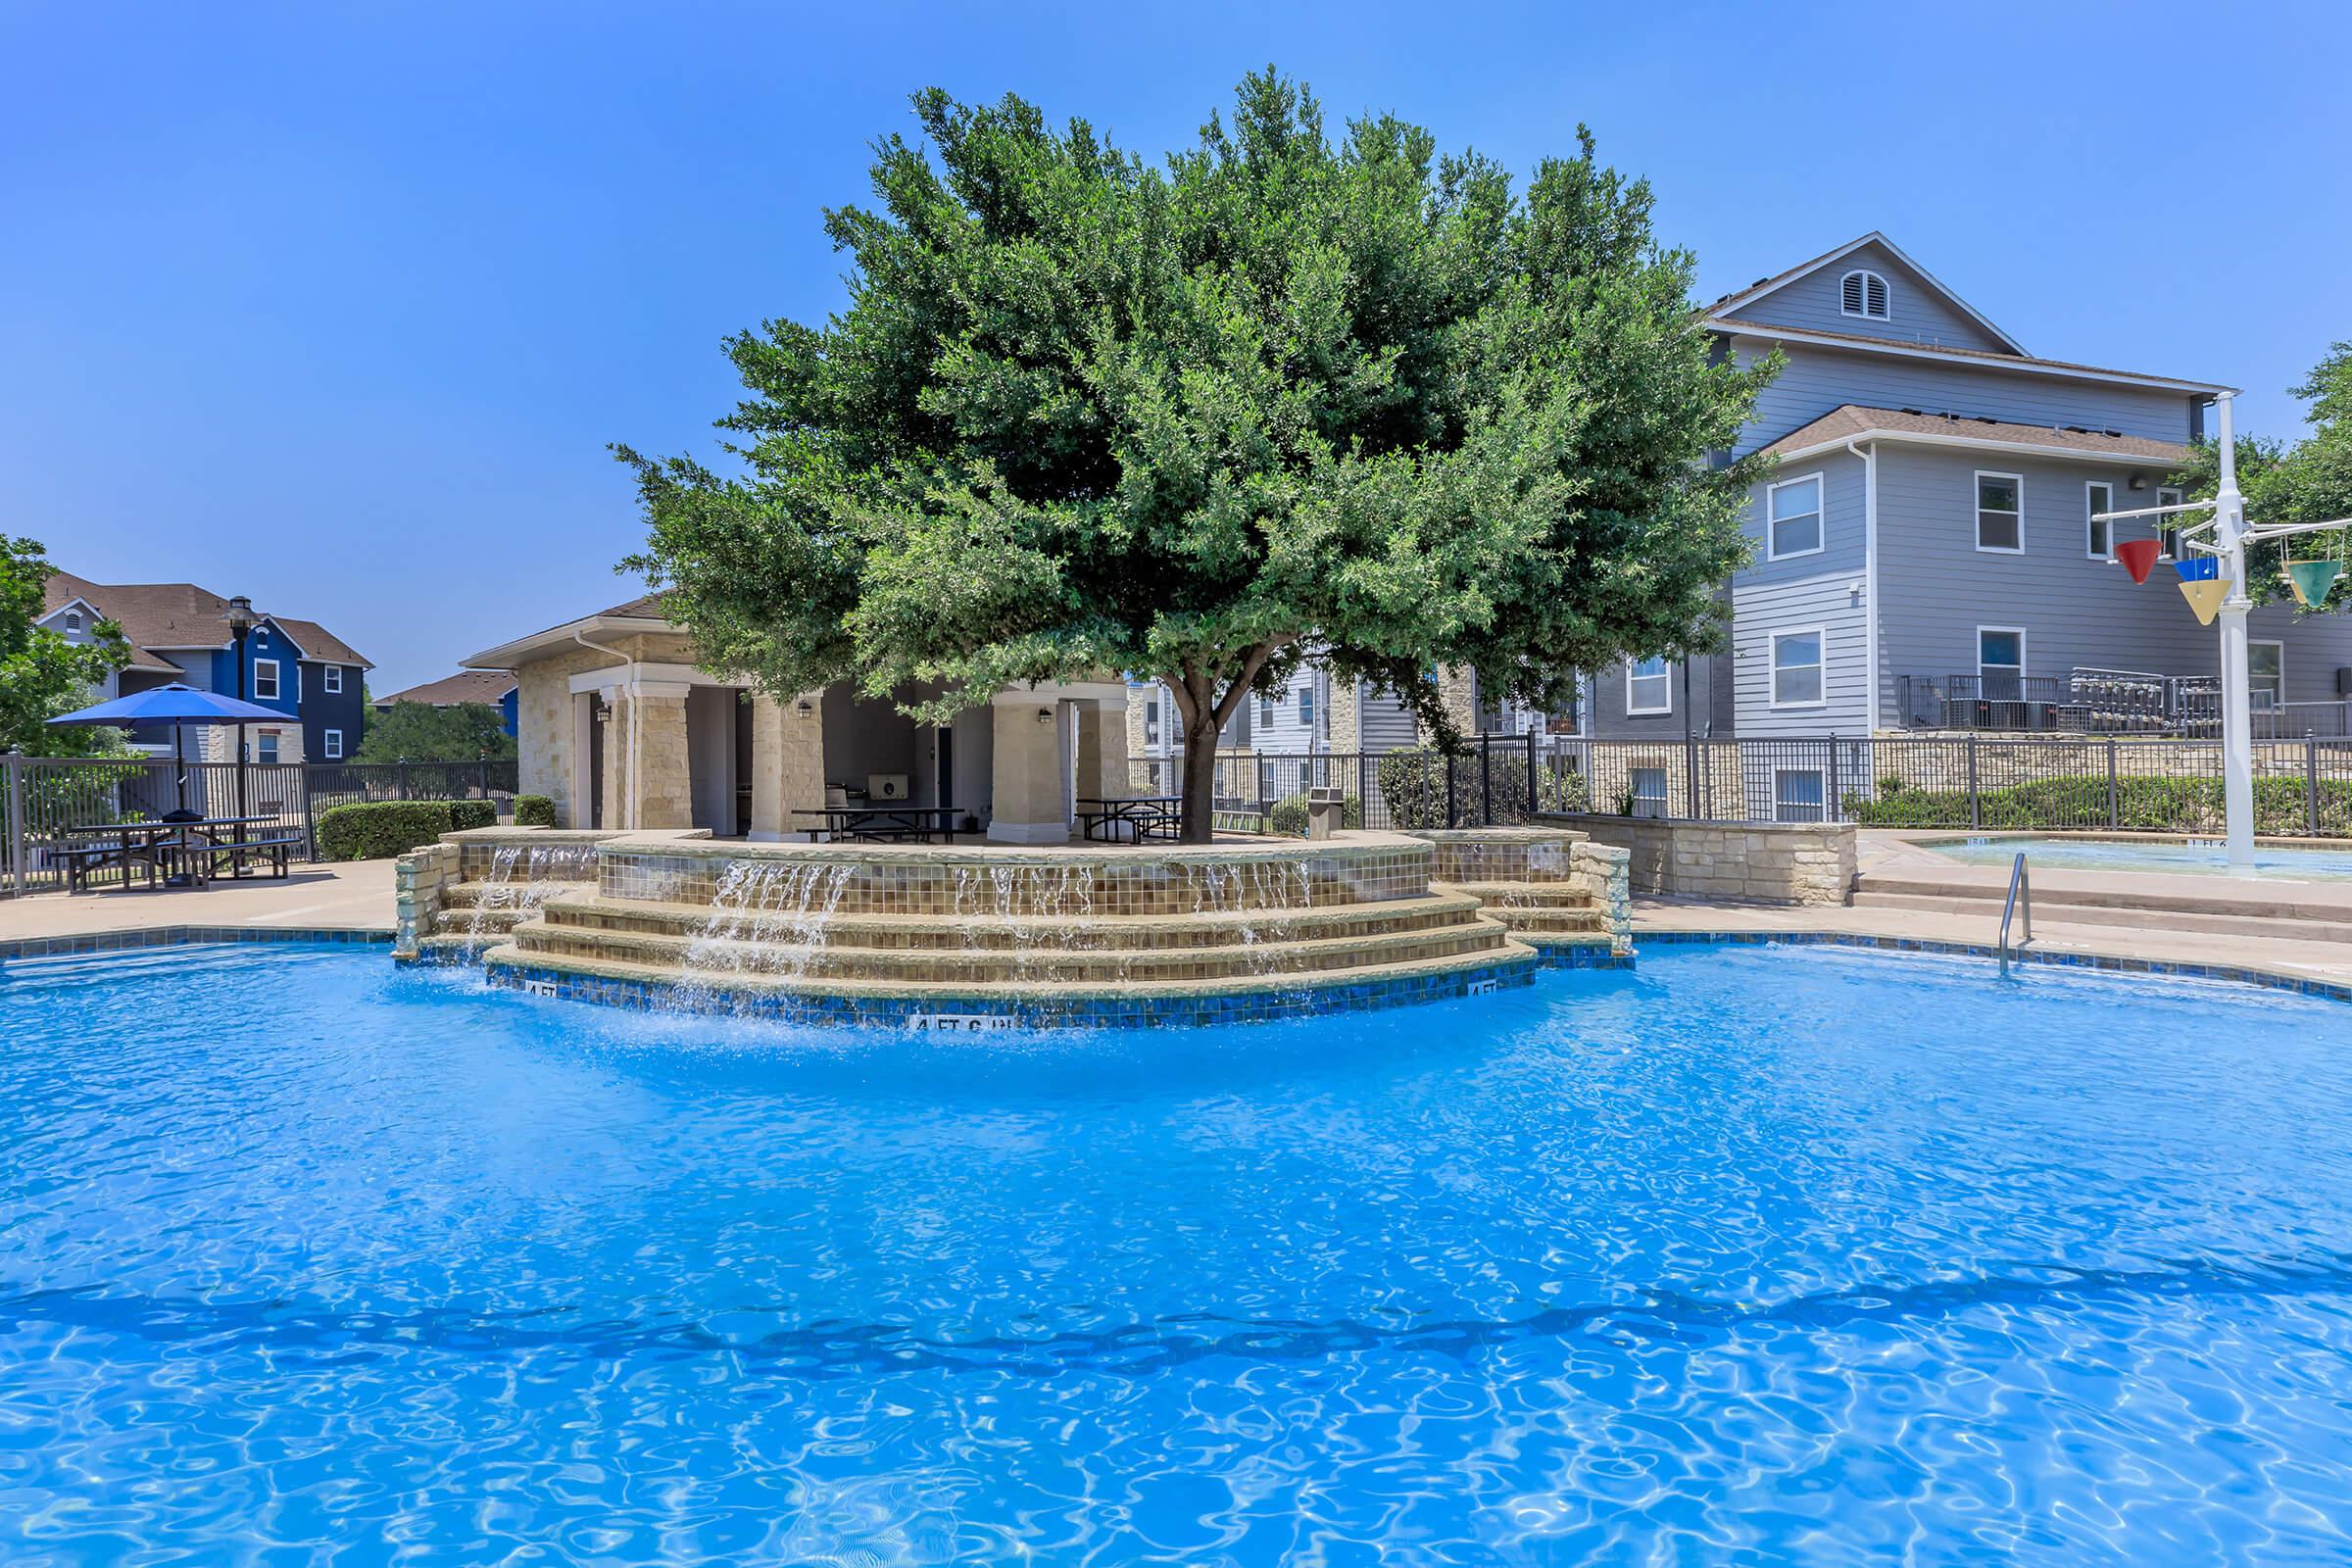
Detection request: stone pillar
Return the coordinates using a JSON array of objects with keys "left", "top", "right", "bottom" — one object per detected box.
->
[
  {"left": 987, "top": 693, "right": 1071, "bottom": 845},
  {"left": 1327, "top": 676, "right": 1361, "bottom": 753},
  {"left": 749, "top": 691, "right": 827, "bottom": 841},
  {"left": 1434, "top": 665, "right": 1479, "bottom": 737},
  {"left": 1076, "top": 695, "right": 1129, "bottom": 801},
  {"left": 631, "top": 688, "right": 694, "bottom": 829},
  {"left": 392, "top": 841, "right": 460, "bottom": 957}
]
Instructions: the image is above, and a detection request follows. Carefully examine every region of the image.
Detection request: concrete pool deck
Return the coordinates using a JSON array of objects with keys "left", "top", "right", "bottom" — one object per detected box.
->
[{"left": 0, "top": 861, "right": 396, "bottom": 946}]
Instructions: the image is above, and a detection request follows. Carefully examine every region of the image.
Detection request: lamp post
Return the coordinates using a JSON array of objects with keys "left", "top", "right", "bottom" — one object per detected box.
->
[{"left": 226, "top": 594, "right": 255, "bottom": 824}]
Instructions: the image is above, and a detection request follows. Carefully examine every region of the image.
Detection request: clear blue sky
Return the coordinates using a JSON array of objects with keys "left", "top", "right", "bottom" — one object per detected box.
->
[{"left": 6, "top": 0, "right": 2346, "bottom": 691}]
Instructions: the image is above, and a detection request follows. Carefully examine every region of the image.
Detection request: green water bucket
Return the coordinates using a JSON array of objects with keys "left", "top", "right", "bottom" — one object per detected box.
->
[{"left": 2286, "top": 559, "right": 2342, "bottom": 609}]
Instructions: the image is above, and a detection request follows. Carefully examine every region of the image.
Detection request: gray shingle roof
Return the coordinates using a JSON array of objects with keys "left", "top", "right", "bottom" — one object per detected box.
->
[
  {"left": 39, "top": 571, "right": 372, "bottom": 669},
  {"left": 1761, "top": 404, "right": 2193, "bottom": 464}
]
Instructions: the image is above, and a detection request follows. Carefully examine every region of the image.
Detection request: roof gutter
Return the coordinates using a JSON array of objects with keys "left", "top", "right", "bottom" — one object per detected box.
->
[{"left": 1845, "top": 439, "right": 1880, "bottom": 732}]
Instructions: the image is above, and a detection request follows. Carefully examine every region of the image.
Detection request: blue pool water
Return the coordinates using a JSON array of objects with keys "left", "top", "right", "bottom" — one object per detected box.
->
[
  {"left": 1931, "top": 835, "right": 2352, "bottom": 880},
  {"left": 5, "top": 946, "right": 2352, "bottom": 1563}
]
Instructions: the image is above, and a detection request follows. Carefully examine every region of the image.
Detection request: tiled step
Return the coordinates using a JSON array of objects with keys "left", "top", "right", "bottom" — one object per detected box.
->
[
  {"left": 1851, "top": 889, "right": 2352, "bottom": 945},
  {"left": 1440, "top": 881, "right": 1604, "bottom": 932},
  {"left": 530, "top": 891, "right": 1490, "bottom": 953},
  {"left": 482, "top": 933, "right": 1537, "bottom": 1008},
  {"left": 507, "top": 908, "right": 1514, "bottom": 987}
]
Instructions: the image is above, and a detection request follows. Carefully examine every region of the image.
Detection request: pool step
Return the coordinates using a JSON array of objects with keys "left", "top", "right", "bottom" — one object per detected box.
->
[
  {"left": 1435, "top": 880, "right": 1606, "bottom": 936},
  {"left": 1852, "top": 874, "right": 2352, "bottom": 945}
]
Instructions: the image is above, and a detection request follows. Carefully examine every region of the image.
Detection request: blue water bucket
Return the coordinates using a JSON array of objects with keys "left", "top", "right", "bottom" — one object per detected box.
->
[{"left": 2174, "top": 556, "right": 2221, "bottom": 582}]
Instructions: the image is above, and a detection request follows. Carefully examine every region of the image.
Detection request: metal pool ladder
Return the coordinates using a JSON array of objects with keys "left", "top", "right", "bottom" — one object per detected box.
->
[{"left": 1997, "top": 851, "right": 2033, "bottom": 977}]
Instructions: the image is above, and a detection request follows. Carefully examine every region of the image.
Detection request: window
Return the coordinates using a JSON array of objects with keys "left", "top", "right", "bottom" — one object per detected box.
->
[
  {"left": 322, "top": 728, "right": 344, "bottom": 760},
  {"left": 1258, "top": 693, "right": 1276, "bottom": 728},
  {"left": 1629, "top": 766, "right": 1669, "bottom": 817},
  {"left": 2085, "top": 481, "right": 2115, "bottom": 561},
  {"left": 2249, "top": 642, "right": 2284, "bottom": 710},
  {"left": 63, "top": 611, "right": 81, "bottom": 634},
  {"left": 324, "top": 664, "right": 343, "bottom": 694},
  {"left": 1145, "top": 699, "right": 1160, "bottom": 747},
  {"left": 1839, "top": 269, "right": 1889, "bottom": 320},
  {"left": 1626, "top": 656, "right": 1671, "bottom": 715},
  {"left": 252, "top": 658, "right": 281, "bottom": 700},
  {"left": 1976, "top": 471, "right": 2024, "bottom": 553},
  {"left": 1770, "top": 629, "right": 1827, "bottom": 708},
  {"left": 1979, "top": 627, "right": 2026, "bottom": 702},
  {"left": 1298, "top": 684, "right": 1315, "bottom": 734},
  {"left": 1774, "top": 768, "right": 1827, "bottom": 823},
  {"left": 2157, "top": 486, "right": 2185, "bottom": 559},
  {"left": 1767, "top": 474, "right": 1824, "bottom": 560},
  {"left": 256, "top": 731, "right": 280, "bottom": 765}
]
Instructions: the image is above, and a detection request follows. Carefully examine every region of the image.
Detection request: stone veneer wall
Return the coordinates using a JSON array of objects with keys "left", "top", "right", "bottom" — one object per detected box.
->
[
  {"left": 1567, "top": 842, "right": 1635, "bottom": 956},
  {"left": 392, "top": 841, "right": 461, "bottom": 956},
  {"left": 1539, "top": 813, "right": 1855, "bottom": 906}
]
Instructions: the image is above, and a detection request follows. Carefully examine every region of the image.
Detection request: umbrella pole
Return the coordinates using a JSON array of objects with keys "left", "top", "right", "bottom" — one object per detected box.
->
[
  {"left": 236, "top": 721, "right": 248, "bottom": 827},
  {"left": 174, "top": 722, "right": 186, "bottom": 812}
]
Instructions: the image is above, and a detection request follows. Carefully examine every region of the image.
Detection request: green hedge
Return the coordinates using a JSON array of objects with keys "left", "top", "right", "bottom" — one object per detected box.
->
[
  {"left": 448, "top": 800, "right": 497, "bottom": 831},
  {"left": 513, "top": 795, "right": 557, "bottom": 828},
  {"left": 1374, "top": 747, "right": 1588, "bottom": 829},
  {"left": 1269, "top": 792, "right": 1363, "bottom": 836},
  {"left": 1844, "top": 774, "right": 2352, "bottom": 836},
  {"left": 316, "top": 801, "right": 459, "bottom": 860}
]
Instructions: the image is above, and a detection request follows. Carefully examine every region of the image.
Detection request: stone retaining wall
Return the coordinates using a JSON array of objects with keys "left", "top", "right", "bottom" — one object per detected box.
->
[
  {"left": 392, "top": 841, "right": 461, "bottom": 956},
  {"left": 1539, "top": 813, "right": 1854, "bottom": 906}
]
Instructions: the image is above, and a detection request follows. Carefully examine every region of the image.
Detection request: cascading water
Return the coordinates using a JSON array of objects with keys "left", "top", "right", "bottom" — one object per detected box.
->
[
  {"left": 466, "top": 845, "right": 599, "bottom": 940},
  {"left": 670, "top": 860, "right": 856, "bottom": 1007}
]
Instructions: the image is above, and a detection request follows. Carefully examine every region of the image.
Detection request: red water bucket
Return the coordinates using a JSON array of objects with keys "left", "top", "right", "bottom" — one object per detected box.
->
[{"left": 2116, "top": 538, "right": 2162, "bottom": 584}]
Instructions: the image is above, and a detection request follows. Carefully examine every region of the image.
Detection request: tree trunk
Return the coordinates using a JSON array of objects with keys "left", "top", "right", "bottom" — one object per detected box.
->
[{"left": 1179, "top": 716, "right": 1221, "bottom": 844}]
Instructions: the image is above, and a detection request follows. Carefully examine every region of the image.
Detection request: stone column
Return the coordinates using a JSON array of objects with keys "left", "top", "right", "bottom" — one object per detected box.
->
[
  {"left": 986, "top": 693, "right": 1071, "bottom": 845},
  {"left": 749, "top": 691, "right": 827, "bottom": 841},
  {"left": 1076, "top": 695, "right": 1129, "bottom": 801},
  {"left": 1434, "top": 665, "right": 1479, "bottom": 737},
  {"left": 1327, "top": 676, "right": 1361, "bottom": 754},
  {"left": 631, "top": 688, "right": 694, "bottom": 829}
]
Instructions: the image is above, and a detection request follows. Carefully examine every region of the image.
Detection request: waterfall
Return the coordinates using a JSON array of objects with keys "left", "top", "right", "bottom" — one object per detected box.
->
[
  {"left": 671, "top": 860, "right": 856, "bottom": 1005},
  {"left": 466, "top": 844, "right": 597, "bottom": 940}
]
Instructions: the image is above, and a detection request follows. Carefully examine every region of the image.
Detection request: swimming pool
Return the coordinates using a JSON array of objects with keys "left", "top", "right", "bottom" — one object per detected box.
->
[
  {"left": 1926, "top": 834, "right": 2352, "bottom": 880},
  {"left": 6, "top": 944, "right": 2352, "bottom": 1562}
]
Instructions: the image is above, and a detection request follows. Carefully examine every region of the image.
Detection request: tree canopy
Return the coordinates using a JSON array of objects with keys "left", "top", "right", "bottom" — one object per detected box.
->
[
  {"left": 2173, "top": 342, "right": 2352, "bottom": 609},
  {"left": 1, "top": 535, "right": 131, "bottom": 757},
  {"left": 356, "top": 701, "right": 517, "bottom": 763},
  {"left": 620, "top": 71, "right": 1773, "bottom": 838}
]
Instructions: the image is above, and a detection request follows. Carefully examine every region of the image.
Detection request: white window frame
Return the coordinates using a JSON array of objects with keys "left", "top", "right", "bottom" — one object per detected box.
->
[
  {"left": 324, "top": 664, "right": 343, "bottom": 694},
  {"left": 1839, "top": 269, "right": 1889, "bottom": 320},
  {"left": 2248, "top": 640, "right": 2285, "bottom": 710},
  {"left": 1773, "top": 767, "right": 1828, "bottom": 823},
  {"left": 1629, "top": 766, "right": 1670, "bottom": 818},
  {"left": 2157, "top": 485, "right": 2186, "bottom": 560},
  {"left": 1625, "top": 656, "right": 1672, "bottom": 716},
  {"left": 1974, "top": 469, "right": 2025, "bottom": 555},
  {"left": 2084, "top": 479, "right": 2116, "bottom": 562},
  {"left": 64, "top": 611, "right": 82, "bottom": 634},
  {"left": 322, "top": 728, "right": 344, "bottom": 760},
  {"left": 1977, "top": 625, "right": 2028, "bottom": 694},
  {"left": 255, "top": 731, "right": 281, "bottom": 765},
  {"left": 1765, "top": 472, "right": 1826, "bottom": 562},
  {"left": 1768, "top": 626, "right": 1830, "bottom": 710},
  {"left": 252, "top": 657, "right": 281, "bottom": 701}
]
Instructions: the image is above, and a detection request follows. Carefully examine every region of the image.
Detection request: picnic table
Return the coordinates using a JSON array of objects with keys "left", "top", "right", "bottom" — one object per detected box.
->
[
  {"left": 792, "top": 806, "right": 961, "bottom": 844},
  {"left": 1075, "top": 795, "right": 1184, "bottom": 843},
  {"left": 56, "top": 815, "right": 301, "bottom": 892}
]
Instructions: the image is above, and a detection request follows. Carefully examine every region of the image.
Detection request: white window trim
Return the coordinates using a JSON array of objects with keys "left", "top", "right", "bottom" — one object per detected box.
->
[
  {"left": 1839, "top": 268, "right": 1889, "bottom": 320},
  {"left": 1977, "top": 625, "right": 2028, "bottom": 681},
  {"left": 1625, "top": 657, "right": 1672, "bottom": 716},
  {"left": 1974, "top": 469, "right": 2026, "bottom": 555},
  {"left": 2248, "top": 640, "right": 2285, "bottom": 709},
  {"left": 252, "top": 657, "right": 281, "bottom": 701},
  {"left": 1768, "top": 625, "right": 1831, "bottom": 710},
  {"left": 2156, "top": 486, "right": 2186, "bottom": 560},
  {"left": 1773, "top": 766, "right": 1828, "bottom": 822},
  {"left": 322, "top": 728, "right": 344, "bottom": 760},
  {"left": 324, "top": 664, "right": 343, "bottom": 693},
  {"left": 256, "top": 731, "right": 281, "bottom": 764},
  {"left": 2084, "top": 479, "right": 2116, "bottom": 562},
  {"left": 1765, "top": 472, "right": 1826, "bottom": 562}
]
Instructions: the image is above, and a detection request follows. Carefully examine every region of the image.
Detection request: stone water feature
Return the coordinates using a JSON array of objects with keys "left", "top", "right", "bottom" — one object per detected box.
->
[
  {"left": 1407, "top": 827, "right": 1634, "bottom": 959},
  {"left": 396, "top": 825, "right": 1632, "bottom": 1028}
]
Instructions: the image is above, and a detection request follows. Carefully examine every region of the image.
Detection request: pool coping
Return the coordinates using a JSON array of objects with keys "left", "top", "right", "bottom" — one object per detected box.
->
[{"left": 0, "top": 926, "right": 394, "bottom": 962}]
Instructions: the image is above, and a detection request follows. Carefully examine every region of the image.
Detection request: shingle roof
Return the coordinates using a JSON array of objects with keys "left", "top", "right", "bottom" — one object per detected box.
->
[
  {"left": 1761, "top": 404, "right": 2194, "bottom": 464},
  {"left": 373, "top": 670, "right": 517, "bottom": 708},
  {"left": 1709, "top": 317, "right": 2227, "bottom": 393},
  {"left": 38, "top": 571, "right": 372, "bottom": 669}
]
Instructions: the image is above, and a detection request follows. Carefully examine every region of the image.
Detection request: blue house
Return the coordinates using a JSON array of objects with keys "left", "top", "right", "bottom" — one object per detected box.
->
[{"left": 39, "top": 573, "right": 373, "bottom": 763}]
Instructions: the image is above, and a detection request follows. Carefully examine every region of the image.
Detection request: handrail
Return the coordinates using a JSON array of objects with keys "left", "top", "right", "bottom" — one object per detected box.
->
[{"left": 1997, "top": 851, "right": 2032, "bottom": 977}]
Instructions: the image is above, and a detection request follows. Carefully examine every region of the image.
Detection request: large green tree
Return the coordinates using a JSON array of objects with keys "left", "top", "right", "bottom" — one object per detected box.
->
[
  {"left": 1, "top": 535, "right": 132, "bottom": 757},
  {"left": 2171, "top": 342, "right": 2352, "bottom": 608},
  {"left": 356, "top": 701, "right": 518, "bottom": 764},
  {"left": 621, "top": 72, "right": 1772, "bottom": 840}
]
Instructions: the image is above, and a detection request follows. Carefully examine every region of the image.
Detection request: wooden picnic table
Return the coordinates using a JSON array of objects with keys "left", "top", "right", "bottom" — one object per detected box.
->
[
  {"left": 56, "top": 815, "right": 298, "bottom": 891},
  {"left": 792, "top": 806, "right": 961, "bottom": 844},
  {"left": 1075, "top": 795, "right": 1184, "bottom": 843}
]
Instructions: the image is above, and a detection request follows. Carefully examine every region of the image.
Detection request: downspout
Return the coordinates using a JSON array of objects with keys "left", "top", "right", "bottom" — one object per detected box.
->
[
  {"left": 573, "top": 628, "right": 637, "bottom": 829},
  {"left": 1846, "top": 439, "right": 1880, "bottom": 732}
]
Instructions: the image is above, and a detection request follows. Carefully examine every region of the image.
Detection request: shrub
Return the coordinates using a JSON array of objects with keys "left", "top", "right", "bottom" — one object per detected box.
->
[
  {"left": 513, "top": 795, "right": 557, "bottom": 828},
  {"left": 317, "top": 801, "right": 456, "bottom": 860},
  {"left": 1375, "top": 746, "right": 1587, "bottom": 828},
  {"left": 447, "top": 799, "right": 498, "bottom": 831},
  {"left": 1840, "top": 774, "right": 2352, "bottom": 836},
  {"left": 1269, "top": 792, "right": 1363, "bottom": 836}
]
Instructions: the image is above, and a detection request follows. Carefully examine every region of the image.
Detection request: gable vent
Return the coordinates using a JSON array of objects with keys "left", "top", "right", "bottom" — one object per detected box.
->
[{"left": 1840, "top": 269, "right": 1889, "bottom": 320}]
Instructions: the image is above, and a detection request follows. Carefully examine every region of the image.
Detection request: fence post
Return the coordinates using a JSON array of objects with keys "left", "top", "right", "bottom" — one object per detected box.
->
[
  {"left": 1527, "top": 731, "right": 1539, "bottom": 817},
  {"left": 1827, "top": 736, "right": 1839, "bottom": 823},
  {"left": 301, "top": 763, "right": 318, "bottom": 860},
  {"left": 1967, "top": 734, "right": 1982, "bottom": 830},
  {"left": 2106, "top": 738, "right": 2119, "bottom": 830},
  {"left": 1359, "top": 753, "right": 1370, "bottom": 825},
  {"left": 479, "top": 758, "right": 491, "bottom": 802},
  {"left": 1479, "top": 735, "right": 1493, "bottom": 825},
  {"left": 5, "top": 751, "right": 23, "bottom": 900},
  {"left": 397, "top": 758, "right": 410, "bottom": 801},
  {"left": 1444, "top": 749, "right": 1457, "bottom": 829},
  {"left": 2309, "top": 735, "right": 2323, "bottom": 838}
]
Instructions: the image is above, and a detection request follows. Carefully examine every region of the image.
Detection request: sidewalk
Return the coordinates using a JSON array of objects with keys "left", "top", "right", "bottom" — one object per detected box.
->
[{"left": 0, "top": 861, "right": 396, "bottom": 944}]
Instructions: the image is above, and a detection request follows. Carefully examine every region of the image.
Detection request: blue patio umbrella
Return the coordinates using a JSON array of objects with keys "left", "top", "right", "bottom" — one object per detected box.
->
[{"left": 46, "top": 682, "right": 288, "bottom": 813}]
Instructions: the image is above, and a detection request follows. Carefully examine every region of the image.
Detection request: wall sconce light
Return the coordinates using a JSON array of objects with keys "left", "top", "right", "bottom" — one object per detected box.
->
[
  {"left": 2129, "top": 473, "right": 2149, "bottom": 491},
  {"left": 1036, "top": 707, "right": 1054, "bottom": 725},
  {"left": 795, "top": 697, "right": 815, "bottom": 718}
]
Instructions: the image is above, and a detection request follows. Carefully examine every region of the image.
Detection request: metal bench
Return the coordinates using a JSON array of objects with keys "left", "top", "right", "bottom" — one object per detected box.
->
[{"left": 186, "top": 835, "right": 304, "bottom": 880}]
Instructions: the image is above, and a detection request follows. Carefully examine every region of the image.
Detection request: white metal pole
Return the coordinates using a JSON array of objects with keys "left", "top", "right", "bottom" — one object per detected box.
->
[{"left": 2214, "top": 392, "right": 2255, "bottom": 872}]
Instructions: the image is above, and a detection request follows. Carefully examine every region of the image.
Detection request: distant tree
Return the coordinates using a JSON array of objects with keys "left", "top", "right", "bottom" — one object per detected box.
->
[
  {"left": 619, "top": 71, "right": 1773, "bottom": 840},
  {"left": 355, "top": 702, "right": 516, "bottom": 763},
  {"left": 0, "top": 535, "right": 133, "bottom": 757},
  {"left": 2172, "top": 342, "right": 2352, "bottom": 607}
]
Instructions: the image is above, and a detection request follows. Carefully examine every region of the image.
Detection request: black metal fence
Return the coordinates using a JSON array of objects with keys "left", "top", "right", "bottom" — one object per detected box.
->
[
  {"left": 2, "top": 754, "right": 519, "bottom": 896},
  {"left": 1132, "top": 733, "right": 2352, "bottom": 839}
]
